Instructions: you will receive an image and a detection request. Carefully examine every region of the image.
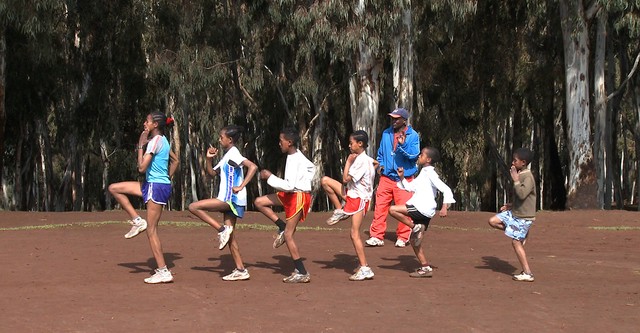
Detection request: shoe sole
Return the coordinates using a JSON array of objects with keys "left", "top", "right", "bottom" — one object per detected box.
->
[
  {"left": 144, "top": 278, "right": 174, "bottom": 284},
  {"left": 326, "top": 218, "right": 342, "bottom": 226},
  {"left": 124, "top": 225, "right": 147, "bottom": 239},
  {"left": 349, "top": 275, "right": 374, "bottom": 281},
  {"left": 223, "top": 276, "right": 250, "bottom": 281},
  {"left": 409, "top": 274, "right": 433, "bottom": 278}
]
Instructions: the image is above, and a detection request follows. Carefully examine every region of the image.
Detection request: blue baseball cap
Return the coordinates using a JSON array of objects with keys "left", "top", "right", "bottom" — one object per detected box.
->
[{"left": 388, "top": 108, "right": 409, "bottom": 119}]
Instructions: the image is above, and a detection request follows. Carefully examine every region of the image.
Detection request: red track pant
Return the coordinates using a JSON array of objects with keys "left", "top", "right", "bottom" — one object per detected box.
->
[{"left": 369, "top": 175, "right": 412, "bottom": 242}]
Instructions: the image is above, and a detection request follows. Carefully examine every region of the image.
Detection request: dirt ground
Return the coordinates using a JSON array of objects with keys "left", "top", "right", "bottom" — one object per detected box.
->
[{"left": 0, "top": 209, "right": 638, "bottom": 332}]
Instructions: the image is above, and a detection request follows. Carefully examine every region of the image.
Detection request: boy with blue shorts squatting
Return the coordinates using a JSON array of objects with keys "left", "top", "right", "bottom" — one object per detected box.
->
[{"left": 488, "top": 147, "right": 537, "bottom": 282}]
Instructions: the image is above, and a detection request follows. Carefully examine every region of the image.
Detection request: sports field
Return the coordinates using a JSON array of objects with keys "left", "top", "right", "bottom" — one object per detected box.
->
[{"left": 1, "top": 210, "right": 638, "bottom": 332}]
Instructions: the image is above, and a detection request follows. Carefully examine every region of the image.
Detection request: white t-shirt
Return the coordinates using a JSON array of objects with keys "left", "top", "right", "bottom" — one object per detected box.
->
[
  {"left": 346, "top": 152, "right": 375, "bottom": 200},
  {"left": 398, "top": 166, "right": 455, "bottom": 218},
  {"left": 267, "top": 149, "right": 316, "bottom": 192},
  {"left": 213, "top": 146, "right": 248, "bottom": 206}
]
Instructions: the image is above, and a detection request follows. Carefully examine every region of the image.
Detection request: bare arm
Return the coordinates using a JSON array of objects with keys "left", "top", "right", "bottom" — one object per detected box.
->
[
  {"left": 232, "top": 159, "right": 258, "bottom": 193},
  {"left": 342, "top": 153, "right": 357, "bottom": 184},
  {"left": 169, "top": 150, "right": 179, "bottom": 177},
  {"left": 205, "top": 147, "right": 219, "bottom": 177}
]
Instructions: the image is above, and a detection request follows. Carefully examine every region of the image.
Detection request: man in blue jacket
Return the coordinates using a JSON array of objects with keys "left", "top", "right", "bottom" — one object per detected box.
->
[{"left": 366, "top": 108, "right": 420, "bottom": 247}]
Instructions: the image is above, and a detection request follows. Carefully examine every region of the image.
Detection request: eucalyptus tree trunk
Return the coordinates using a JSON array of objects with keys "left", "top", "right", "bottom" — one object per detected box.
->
[
  {"left": 593, "top": 11, "right": 608, "bottom": 209},
  {"left": 393, "top": 4, "right": 414, "bottom": 112},
  {"left": 559, "top": 0, "right": 599, "bottom": 209},
  {"left": 309, "top": 94, "right": 325, "bottom": 208},
  {"left": 0, "top": 28, "right": 6, "bottom": 208},
  {"left": 100, "top": 139, "right": 111, "bottom": 210},
  {"left": 634, "top": 78, "right": 640, "bottom": 210},
  {"left": 349, "top": 41, "right": 382, "bottom": 157},
  {"left": 37, "top": 118, "right": 53, "bottom": 211}
]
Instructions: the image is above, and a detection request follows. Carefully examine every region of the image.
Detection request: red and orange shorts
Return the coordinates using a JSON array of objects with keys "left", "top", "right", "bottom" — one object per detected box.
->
[{"left": 277, "top": 191, "right": 312, "bottom": 222}]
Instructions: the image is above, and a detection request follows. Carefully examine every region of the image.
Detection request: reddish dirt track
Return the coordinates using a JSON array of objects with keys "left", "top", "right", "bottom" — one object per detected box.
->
[{"left": 1, "top": 210, "right": 639, "bottom": 332}]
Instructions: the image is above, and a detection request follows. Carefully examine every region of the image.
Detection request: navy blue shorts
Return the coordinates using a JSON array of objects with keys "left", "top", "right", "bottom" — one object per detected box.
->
[{"left": 141, "top": 182, "right": 172, "bottom": 205}]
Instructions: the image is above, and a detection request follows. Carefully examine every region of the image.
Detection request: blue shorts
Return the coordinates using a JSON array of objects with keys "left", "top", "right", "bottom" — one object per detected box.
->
[
  {"left": 226, "top": 201, "right": 246, "bottom": 218},
  {"left": 141, "top": 182, "right": 172, "bottom": 205},
  {"left": 495, "top": 210, "right": 533, "bottom": 241}
]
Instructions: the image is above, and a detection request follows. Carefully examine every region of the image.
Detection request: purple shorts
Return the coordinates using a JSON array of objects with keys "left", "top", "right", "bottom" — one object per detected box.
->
[{"left": 141, "top": 182, "right": 172, "bottom": 205}]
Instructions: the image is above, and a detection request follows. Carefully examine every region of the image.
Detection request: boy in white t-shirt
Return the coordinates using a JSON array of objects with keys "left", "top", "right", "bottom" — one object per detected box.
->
[
  {"left": 254, "top": 128, "right": 316, "bottom": 283},
  {"left": 321, "top": 130, "right": 377, "bottom": 281},
  {"left": 389, "top": 147, "right": 455, "bottom": 278}
]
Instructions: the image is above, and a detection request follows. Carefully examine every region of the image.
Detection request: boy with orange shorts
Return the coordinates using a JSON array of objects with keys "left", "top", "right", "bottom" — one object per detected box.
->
[{"left": 254, "top": 128, "right": 316, "bottom": 283}]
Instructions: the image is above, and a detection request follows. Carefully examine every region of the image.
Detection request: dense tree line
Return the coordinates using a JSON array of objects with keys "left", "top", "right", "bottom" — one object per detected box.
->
[{"left": 0, "top": 0, "right": 639, "bottom": 212}]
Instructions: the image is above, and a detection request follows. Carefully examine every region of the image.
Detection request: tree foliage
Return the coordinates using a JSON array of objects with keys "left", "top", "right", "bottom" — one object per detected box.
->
[{"left": 1, "top": 0, "right": 640, "bottom": 212}]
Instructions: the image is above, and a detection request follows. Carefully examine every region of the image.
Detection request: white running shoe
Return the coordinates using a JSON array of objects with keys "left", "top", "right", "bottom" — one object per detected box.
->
[
  {"left": 144, "top": 268, "right": 173, "bottom": 284},
  {"left": 349, "top": 266, "right": 375, "bottom": 281},
  {"left": 410, "top": 224, "right": 426, "bottom": 246},
  {"left": 365, "top": 237, "right": 384, "bottom": 247},
  {"left": 218, "top": 225, "right": 233, "bottom": 250},
  {"left": 283, "top": 270, "right": 311, "bottom": 283},
  {"left": 124, "top": 219, "right": 147, "bottom": 239},
  {"left": 409, "top": 266, "right": 434, "bottom": 278},
  {"left": 326, "top": 209, "right": 349, "bottom": 225},
  {"left": 222, "top": 268, "right": 250, "bottom": 281},
  {"left": 273, "top": 231, "right": 286, "bottom": 249},
  {"left": 512, "top": 271, "right": 535, "bottom": 282},
  {"left": 394, "top": 239, "right": 407, "bottom": 248}
]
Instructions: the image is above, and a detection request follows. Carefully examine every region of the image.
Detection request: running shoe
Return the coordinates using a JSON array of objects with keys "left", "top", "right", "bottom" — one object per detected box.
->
[
  {"left": 365, "top": 237, "right": 384, "bottom": 247},
  {"left": 326, "top": 209, "right": 349, "bottom": 225},
  {"left": 144, "top": 268, "right": 174, "bottom": 284},
  {"left": 283, "top": 270, "right": 311, "bottom": 283},
  {"left": 512, "top": 271, "right": 535, "bottom": 282},
  {"left": 124, "top": 219, "right": 147, "bottom": 239},
  {"left": 349, "top": 266, "right": 375, "bottom": 281},
  {"left": 222, "top": 268, "right": 250, "bottom": 281},
  {"left": 218, "top": 225, "right": 233, "bottom": 250},
  {"left": 409, "top": 266, "right": 434, "bottom": 278},
  {"left": 410, "top": 224, "right": 426, "bottom": 246},
  {"left": 273, "top": 231, "right": 286, "bottom": 249}
]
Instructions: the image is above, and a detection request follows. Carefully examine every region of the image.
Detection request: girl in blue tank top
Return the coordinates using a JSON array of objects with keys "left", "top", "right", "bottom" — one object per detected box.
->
[{"left": 108, "top": 112, "right": 179, "bottom": 284}]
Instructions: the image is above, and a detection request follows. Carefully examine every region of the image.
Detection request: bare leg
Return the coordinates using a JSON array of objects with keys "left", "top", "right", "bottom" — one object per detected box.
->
[
  {"left": 188, "top": 198, "right": 230, "bottom": 230},
  {"left": 512, "top": 239, "right": 532, "bottom": 274},
  {"left": 284, "top": 211, "right": 302, "bottom": 260},
  {"left": 225, "top": 213, "right": 245, "bottom": 270},
  {"left": 389, "top": 205, "right": 414, "bottom": 228},
  {"left": 411, "top": 242, "right": 429, "bottom": 267},
  {"left": 350, "top": 210, "right": 368, "bottom": 267},
  {"left": 488, "top": 215, "right": 506, "bottom": 230},
  {"left": 321, "top": 176, "right": 345, "bottom": 209},
  {"left": 145, "top": 201, "right": 166, "bottom": 268},
  {"left": 108, "top": 181, "right": 142, "bottom": 219},
  {"left": 254, "top": 194, "right": 281, "bottom": 222}
]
